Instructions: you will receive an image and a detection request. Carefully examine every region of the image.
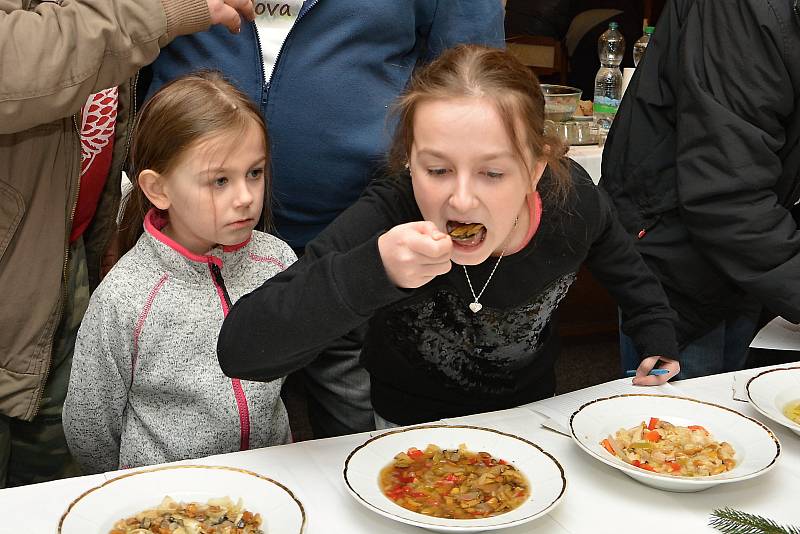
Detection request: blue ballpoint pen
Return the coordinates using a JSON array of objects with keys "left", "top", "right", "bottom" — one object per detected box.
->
[{"left": 625, "top": 368, "right": 669, "bottom": 377}]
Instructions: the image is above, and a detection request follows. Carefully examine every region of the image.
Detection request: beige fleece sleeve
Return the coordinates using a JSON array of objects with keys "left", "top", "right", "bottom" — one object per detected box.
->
[{"left": 0, "top": 0, "right": 210, "bottom": 134}]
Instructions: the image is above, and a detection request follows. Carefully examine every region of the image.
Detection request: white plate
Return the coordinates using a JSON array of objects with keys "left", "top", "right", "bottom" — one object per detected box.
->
[
  {"left": 59, "top": 465, "right": 305, "bottom": 533},
  {"left": 343, "top": 424, "right": 566, "bottom": 533},
  {"left": 569, "top": 394, "right": 780, "bottom": 492},
  {"left": 747, "top": 366, "right": 800, "bottom": 437}
]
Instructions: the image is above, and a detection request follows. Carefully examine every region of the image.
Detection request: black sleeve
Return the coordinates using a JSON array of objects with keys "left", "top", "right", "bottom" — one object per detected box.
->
[
  {"left": 583, "top": 182, "right": 680, "bottom": 360},
  {"left": 675, "top": 0, "right": 800, "bottom": 322},
  {"left": 217, "top": 177, "right": 416, "bottom": 381}
]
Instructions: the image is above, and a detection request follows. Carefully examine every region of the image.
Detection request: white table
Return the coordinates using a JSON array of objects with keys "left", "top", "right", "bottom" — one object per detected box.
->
[
  {"left": 568, "top": 144, "right": 603, "bottom": 185},
  {"left": 3, "top": 363, "right": 797, "bottom": 533}
]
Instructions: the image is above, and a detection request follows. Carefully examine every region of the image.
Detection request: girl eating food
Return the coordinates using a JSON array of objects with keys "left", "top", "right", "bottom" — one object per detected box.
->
[{"left": 217, "top": 45, "right": 681, "bottom": 428}]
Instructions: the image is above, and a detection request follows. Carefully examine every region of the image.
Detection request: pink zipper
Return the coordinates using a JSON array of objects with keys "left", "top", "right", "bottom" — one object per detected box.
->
[{"left": 208, "top": 258, "right": 251, "bottom": 451}]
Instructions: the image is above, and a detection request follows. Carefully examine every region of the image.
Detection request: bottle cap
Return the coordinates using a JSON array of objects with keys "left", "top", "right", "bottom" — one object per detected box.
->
[
  {"left": 645, "top": 26, "right": 655, "bottom": 34},
  {"left": 609, "top": 22, "right": 619, "bottom": 30}
]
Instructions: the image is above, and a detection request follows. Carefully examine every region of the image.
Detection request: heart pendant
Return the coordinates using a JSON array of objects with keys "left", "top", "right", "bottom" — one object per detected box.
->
[{"left": 469, "top": 302, "right": 482, "bottom": 313}]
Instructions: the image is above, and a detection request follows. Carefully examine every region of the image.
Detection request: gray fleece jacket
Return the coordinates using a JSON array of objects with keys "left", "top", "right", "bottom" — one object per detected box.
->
[{"left": 63, "top": 210, "right": 295, "bottom": 473}]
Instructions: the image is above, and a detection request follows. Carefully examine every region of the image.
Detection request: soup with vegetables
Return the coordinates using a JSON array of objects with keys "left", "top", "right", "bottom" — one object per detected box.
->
[
  {"left": 784, "top": 400, "right": 800, "bottom": 424},
  {"left": 109, "top": 496, "right": 263, "bottom": 534},
  {"left": 379, "top": 444, "right": 529, "bottom": 519},
  {"left": 601, "top": 417, "right": 736, "bottom": 477}
]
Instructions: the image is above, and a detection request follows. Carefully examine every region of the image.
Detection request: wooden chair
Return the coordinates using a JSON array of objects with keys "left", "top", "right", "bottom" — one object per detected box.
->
[{"left": 506, "top": 35, "right": 569, "bottom": 84}]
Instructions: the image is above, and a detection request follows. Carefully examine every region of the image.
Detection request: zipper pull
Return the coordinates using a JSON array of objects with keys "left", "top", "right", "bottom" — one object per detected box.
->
[
  {"left": 209, "top": 262, "right": 233, "bottom": 309},
  {"left": 209, "top": 262, "right": 223, "bottom": 284},
  {"left": 636, "top": 215, "right": 662, "bottom": 240}
]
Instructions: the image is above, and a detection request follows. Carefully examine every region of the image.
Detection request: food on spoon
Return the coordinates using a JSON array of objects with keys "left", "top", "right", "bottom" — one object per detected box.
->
[
  {"left": 109, "top": 496, "right": 263, "bottom": 534},
  {"left": 380, "top": 443, "right": 528, "bottom": 519},
  {"left": 447, "top": 222, "right": 484, "bottom": 240},
  {"left": 600, "top": 417, "right": 736, "bottom": 477},
  {"left": 784, "top": 400, "right": 800, "bottom": 424}
]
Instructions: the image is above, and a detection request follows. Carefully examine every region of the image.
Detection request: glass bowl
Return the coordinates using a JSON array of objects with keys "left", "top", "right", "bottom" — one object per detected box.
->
[
  {"left": 541, "top": 84, "right": 582, "bottom": 122},
  {"left": 545, "top": 116, "right": 596, "bottom": 145}
]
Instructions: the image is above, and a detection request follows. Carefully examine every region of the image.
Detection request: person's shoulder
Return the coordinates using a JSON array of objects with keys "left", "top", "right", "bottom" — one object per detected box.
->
[
  {"left": 702, "top": 0, "right": 785, "bottom": 16},
  {"left": 566, "top": 159, "right": 596, "bottom": 189},
  {"left": 248, "top": 231, "right": 297, "bottom": 270},
  {"left": 540, "top": 159, "right": 608, "bottom": 224},
  {"left": 320, "top": 171, "right": 418, "bottom": 229},
  {"left": 697, "top": 0, "right": 791, "bottom": 32},
  {"left": 364, "top": 172, "right": 418, "bottom": 213},
  {"left": 562, "top": 159, "right": 604, "bottom": 206},
  {"left": 90, "top": 238, "right": 166, "bottom": 313},
  {"left": 367, "top": 172, "right": 414, "bottom": 199}
]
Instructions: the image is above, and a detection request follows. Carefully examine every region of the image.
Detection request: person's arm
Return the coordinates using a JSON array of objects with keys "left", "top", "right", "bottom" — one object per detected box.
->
[
  {"left": 584, "top": 185, "right": 681, "bottom": 384},
  {"left": 422, "top": 0, "right": 506, "bottom": 60},
  {"left": 675, "top": 0, "right": 800, "bottom": 323},
  {"left": 62, "top": 293, "right": 129, "bottom": 474},
  {"left": 217, "top": 178, "right": 417, "bottom": 382},
  {"left": 0, "top": 0, "right": 254, "bottom": 133},
  {"left": 581, "top": 175, "right": 680, "bottom": 363}
]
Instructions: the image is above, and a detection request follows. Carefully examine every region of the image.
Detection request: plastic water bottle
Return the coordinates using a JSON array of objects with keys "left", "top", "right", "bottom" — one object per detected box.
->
[
  {"left": 633, "top": 26, "right": 655, "bottom": 67},
  {"left": 593, "top": 22, "right": 625, "bottom": 138}
]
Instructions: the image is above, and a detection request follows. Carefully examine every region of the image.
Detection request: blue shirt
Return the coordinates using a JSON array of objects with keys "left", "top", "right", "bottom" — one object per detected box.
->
[{"left": 141, "top": 0, "right": 505, "bottom": 248}]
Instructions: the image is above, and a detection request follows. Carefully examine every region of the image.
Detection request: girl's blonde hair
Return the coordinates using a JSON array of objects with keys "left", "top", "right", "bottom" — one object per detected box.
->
[
  {"left": 388, "top": 44, "right": 571, "bottom": 206},
  {"left": 119, "top": 71, "right": 271, "bottom": 255}
]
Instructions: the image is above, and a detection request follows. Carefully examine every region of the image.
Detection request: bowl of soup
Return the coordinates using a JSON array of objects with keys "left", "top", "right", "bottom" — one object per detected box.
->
[
  {"left": 747, "top": 366, "right": 800, "bottom": 437},
  {"left": 343, "top": 425, "right": 566, "bottom": 532}
]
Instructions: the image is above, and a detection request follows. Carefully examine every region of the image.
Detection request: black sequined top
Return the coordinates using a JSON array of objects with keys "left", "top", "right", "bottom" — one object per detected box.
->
[{"left": 218, "top": 163, "right": 678, "bottom": 425}]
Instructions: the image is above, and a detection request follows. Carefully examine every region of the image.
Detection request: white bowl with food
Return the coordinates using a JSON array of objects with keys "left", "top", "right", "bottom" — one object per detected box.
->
[
  {"left": 747, "top": 366, "right": 800, "bottom": 437},
  {"left": 343, "top": 424, "right": 566, "bottom": 532},
  {"left": 59, "top": 464, "right": 305, "bottom": 533},
  {"left": 569, "top": 394, "right": 780, "bottom": 492}
]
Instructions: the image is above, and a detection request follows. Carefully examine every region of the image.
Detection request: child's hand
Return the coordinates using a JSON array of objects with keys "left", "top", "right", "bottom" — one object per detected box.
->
[
  {"left": 632, "top": 356, "right": 680, "bottom": 385},
  {"left": 207, "top": 0, "right": 256, "bottom": 34},
  {"left": 378, "top": 221, "right": 452, "bottom": 289}
]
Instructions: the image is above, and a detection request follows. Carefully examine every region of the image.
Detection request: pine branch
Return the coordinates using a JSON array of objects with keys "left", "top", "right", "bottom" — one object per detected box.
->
[{"left": 709, "top": 508, "right": 800, "bottom": 534}]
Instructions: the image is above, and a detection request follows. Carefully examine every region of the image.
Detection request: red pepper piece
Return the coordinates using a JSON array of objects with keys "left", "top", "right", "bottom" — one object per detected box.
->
[
  {"left": 644, "top": 430, "right": 661, "bottom": 442},
  {"left": 407, "top": 448, "right": 424, "bottom": 459}
]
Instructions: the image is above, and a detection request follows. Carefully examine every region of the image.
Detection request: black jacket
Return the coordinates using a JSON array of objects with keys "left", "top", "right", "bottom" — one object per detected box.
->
[
  {"left": 600, "top": 0, "right": 800, "bottom": 345},
  {"left": 218, "top": 165, "right": 678, "bottom": 424}
]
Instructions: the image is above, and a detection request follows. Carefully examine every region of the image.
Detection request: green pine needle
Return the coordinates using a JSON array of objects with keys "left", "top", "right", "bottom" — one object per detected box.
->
[{"left": 709, "top": 508, "right": 800, "bottom": 534}]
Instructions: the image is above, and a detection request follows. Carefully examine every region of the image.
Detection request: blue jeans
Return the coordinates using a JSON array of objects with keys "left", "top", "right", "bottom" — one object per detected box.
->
[{"left": 620, "top": 315, "right": 757, "bottom": 380}]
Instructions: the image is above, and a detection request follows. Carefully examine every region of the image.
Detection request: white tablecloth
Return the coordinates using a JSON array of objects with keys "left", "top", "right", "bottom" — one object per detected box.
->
[
  {"left": 3, "top": 363, "right": 798, "bottom": 533},
  {"left": 568, "top": 144, "right": 603, "bottom": 185}
]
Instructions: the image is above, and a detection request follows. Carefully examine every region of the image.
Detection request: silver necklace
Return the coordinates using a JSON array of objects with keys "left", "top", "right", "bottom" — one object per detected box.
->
[{"left": 462, "top": 216, "right": 518, "bottom": 313}]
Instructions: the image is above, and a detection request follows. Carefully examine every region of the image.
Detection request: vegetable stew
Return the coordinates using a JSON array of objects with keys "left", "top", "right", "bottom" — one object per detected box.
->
[{"left": 379, "top": 443, "right": 529, "bottom": 519}]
